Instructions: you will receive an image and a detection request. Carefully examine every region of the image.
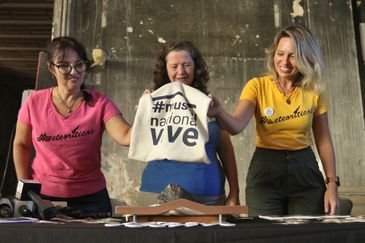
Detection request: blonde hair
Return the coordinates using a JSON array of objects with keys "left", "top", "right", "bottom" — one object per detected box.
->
[{"left": 266, "top": 25, "right": 325, "bottom": 94}]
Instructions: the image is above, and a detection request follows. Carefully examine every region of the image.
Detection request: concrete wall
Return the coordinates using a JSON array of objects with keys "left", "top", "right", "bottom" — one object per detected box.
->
[{"left": 52, "top": 0, "right": 365, "bottom": 214}]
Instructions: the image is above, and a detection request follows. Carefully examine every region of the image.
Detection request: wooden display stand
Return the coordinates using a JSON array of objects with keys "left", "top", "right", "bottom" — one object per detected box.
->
[{"left": 115, "top": 199, "right": 248, "bottom": 223}]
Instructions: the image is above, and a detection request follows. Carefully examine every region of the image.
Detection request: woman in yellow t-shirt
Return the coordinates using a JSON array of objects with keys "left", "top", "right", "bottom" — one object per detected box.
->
[{"left": 209, "top": 25, "right": 338, "bottom": 216}]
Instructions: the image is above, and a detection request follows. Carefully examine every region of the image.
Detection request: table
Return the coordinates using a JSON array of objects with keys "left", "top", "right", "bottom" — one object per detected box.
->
[{"left": 0, "top": 219, "right": 364, "bottom": 243}]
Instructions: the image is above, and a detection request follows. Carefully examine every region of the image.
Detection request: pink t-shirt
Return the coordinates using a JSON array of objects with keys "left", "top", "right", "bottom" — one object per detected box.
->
[{"left": 18, "top": 88, "right": 121, "bottom": 198}]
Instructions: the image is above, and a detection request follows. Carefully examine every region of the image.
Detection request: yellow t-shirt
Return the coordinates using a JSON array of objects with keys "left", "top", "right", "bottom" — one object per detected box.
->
[{"left": 240, "top": 75, "right": 328, "bottom": 150}]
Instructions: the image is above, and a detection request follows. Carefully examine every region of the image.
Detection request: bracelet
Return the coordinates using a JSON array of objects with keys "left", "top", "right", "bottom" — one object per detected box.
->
[{"left": 325, "top": 176, "right": 340, "bottom": 186}]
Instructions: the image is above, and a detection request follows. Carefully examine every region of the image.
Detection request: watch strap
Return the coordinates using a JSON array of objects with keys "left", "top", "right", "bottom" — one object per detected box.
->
[{"left": 326, "top": 176, "right": 340, "bottom": 186}]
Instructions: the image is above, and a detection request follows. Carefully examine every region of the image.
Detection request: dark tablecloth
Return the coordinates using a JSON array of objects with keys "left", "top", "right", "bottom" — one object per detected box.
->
[{"left": 0, "top": 218, "right": 364, "bottom": 243}]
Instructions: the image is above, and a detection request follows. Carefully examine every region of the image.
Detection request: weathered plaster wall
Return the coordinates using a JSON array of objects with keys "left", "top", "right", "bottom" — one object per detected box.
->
[{"left": 52, "top": 0, "right": 365, "bottom": 214}]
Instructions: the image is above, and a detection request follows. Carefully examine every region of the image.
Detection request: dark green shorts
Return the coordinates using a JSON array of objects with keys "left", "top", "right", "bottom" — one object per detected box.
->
[{"left": 246, "top": 147, "right": 326, "bottom": 217}]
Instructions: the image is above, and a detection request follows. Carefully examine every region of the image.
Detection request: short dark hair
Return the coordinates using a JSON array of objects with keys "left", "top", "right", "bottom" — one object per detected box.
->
[
  {"left": 46, "top": 36, "right": 90, "bottom": 70},
  {"left": 46, "top": 36, "right": 92, "bottom": 103}
]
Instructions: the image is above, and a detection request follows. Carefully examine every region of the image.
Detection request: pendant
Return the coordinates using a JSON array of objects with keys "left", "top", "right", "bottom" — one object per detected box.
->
[
  {"left": 286, "top": 98, "right": 291, "bottom": 104},
  {"left": 67, "top": 109, "right": 72, "bottom": 113}
]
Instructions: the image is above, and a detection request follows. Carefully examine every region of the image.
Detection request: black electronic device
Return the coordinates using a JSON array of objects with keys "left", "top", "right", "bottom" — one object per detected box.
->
[
  {"left": 0, "top": 198, "right": 13, "bottom": 218},
  {"left": 18, "top": 204, "right": 33, "bottom": 217},
  {"left": 15, "top": 180, "right": 57, "bottom": 220},
  {"left": 27, "top": 191, "right": 57, "bottom": 220}
]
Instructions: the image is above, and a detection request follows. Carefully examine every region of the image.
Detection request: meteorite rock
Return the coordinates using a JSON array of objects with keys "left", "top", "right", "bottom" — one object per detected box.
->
[{"left": 157, "top": 184, "right": 198, "bottom": 203}]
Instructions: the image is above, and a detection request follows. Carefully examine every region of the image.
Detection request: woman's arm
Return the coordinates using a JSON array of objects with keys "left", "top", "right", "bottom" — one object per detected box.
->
[
  {"left": 13, "top": 122, "right": 33, "bottom": 179},
  {"left": 217, "top": 129, "right": 240, "bottom": 205},
  {"left": 105, "top": 114, "right": 132, "bottom": 146},
  {"left": 312, "top": 112, "right": 338, "bottom": 215},
  {"left": 209, "top": 96, "right": 255, "bottom": 135}
]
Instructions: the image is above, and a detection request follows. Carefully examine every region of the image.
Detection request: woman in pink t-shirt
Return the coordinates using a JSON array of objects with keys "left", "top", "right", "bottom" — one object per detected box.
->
[{"left": 13, "top": 37, "right": 131, "bottom": 218}]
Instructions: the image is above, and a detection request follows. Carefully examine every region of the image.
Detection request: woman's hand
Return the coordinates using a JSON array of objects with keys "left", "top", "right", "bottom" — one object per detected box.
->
[
  {"left": 324, "top": 183, "right": 339, "bottom": 215},
  {"left": 207, "top": 93, "right": 223, "bottom": 117},
  {"left": 225, "top": 191, "right": 240, "bottom": 206}
]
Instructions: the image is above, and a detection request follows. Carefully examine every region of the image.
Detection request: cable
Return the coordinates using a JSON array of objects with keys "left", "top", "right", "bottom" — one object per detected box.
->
[{"left": 0, "top": 124, "right": 16, "bottom": 196}]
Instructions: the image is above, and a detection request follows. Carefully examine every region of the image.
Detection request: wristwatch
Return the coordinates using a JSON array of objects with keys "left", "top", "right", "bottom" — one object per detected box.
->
[{"left": 326, "top": 176, "right": 340, "bottom": 186}]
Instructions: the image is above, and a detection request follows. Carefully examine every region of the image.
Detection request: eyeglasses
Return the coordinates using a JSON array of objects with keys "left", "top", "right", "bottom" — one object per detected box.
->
[{"left": 52, "top": 62, "right": 87, "bottom": 75}]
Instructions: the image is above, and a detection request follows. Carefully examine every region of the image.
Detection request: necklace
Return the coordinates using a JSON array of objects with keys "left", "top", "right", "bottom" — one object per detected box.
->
[
  {"left": 55, "top": 87, "right": 80, "bottom": 113},
  {"left": 275, "top": 80, "right": 296, "bottom": 104}
]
